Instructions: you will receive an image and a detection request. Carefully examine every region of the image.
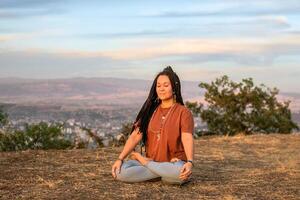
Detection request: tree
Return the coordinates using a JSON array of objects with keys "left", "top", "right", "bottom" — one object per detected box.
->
[
  {"left": 186, "top": 75, "right": 299, "bottom": 135},
  {"left": 0, "top": 122, "right": 72, "bottom": 151},
  {"left": 81, "top": 126, "right": 104, "bottom": 148},
  {"left": 120, "top": 122, "right": 133, "bottom": 139},
  {"left": 111, "top": 122, "right": 133, "bottom": 147},
  {"left": 0, "top": 108, "right": 8, "bottom": 127}
]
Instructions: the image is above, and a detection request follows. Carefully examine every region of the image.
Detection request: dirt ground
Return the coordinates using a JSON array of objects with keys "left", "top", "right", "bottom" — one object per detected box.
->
[{"left": 1, "top": 133, "right": 299, "bottom": 200}]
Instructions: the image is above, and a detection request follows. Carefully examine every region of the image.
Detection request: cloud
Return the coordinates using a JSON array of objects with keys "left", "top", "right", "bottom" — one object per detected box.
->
[
  {"left": 0, "top": 0, "right": 68, "bottom": 9},
  {"left": 0, "top": 27, "right": 15, "bottom": 33},
  {"left": 75, "top": 29, "right": 176, "bottom": 39},
  {"left": 212, "top": 15, "right": 291, "bottom": 30},
  {"left": 0, "top": 0, "right": 68, "bottom": 19},
  {"left": 0, "top": 35, "right": 15, "bottom": 41},
  {"left": 2, "top": 33, "right": 299, "bottom": 67},
  {"left": 177, "top": 68, "right": 222, "bottom": 81},
  {"left": 0, "top": 8, "right": 66, "bottom": 19},
  {"left": 286, "top": 30, "right": 300, "bottom": 35},
  {"left": 196, "top": 15, "right": 292, "bottom": 38},
  {"left": 1, "top": 32, "right": 300, "bottom": 73},
  {"left": 0, "top": 49, "right": 132, "bottom": 78},
  {"left": 144, "top": 1, "right": 300, "bottom": 18},
  {"left": 71, "top": 15, "right": 291, "bottom": 40},
  {"left": 0, "top": 47, "right": 299, "bottom": 93},
  {"left": 0, "top": 29, "right": 65, "bottom": 43},
  {"left": 98, "top": 35, "right": 300, "bottom": 65}
]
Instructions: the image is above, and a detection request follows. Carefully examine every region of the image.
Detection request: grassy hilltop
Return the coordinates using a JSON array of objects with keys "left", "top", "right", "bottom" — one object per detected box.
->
[{"left": 1, "top": 134, "right": 299, "bottom": 200}]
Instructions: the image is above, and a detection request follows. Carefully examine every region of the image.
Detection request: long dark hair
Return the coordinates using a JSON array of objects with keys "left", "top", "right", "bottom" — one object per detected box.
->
[{"left": 131, "top": 66, "right": 184, "bottom": 149}]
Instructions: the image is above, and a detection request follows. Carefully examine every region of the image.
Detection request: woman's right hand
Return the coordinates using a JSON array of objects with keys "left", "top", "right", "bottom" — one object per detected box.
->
[{"left": 111, "top": 159, "right": 123, "bottom": 179}]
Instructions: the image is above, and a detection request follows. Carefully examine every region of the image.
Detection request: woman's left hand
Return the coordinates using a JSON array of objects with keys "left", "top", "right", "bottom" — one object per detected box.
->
[{"left": 179, "top": 162, "right": 193, "bottom": 181}]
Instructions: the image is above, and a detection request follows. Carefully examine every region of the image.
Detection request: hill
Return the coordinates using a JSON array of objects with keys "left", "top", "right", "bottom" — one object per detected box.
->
[
  {"left": 1, "top": 77, "right": 300, "bottom": 111},
  {"left": 0, "top": 134, "right": 299, "bottom": 199},
  {"left": 0, "top": 77, "right": 202, "bottom": 106}
]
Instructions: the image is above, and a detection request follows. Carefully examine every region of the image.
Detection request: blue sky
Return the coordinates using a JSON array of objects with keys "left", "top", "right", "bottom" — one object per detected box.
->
[{"left": 0, "top": 0, "right": 300, "bottom": 92}]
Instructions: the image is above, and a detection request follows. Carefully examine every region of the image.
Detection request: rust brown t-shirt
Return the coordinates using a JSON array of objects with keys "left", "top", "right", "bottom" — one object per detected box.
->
[{"left": 135, "top": 103, "right": 194, "bottom": 162}]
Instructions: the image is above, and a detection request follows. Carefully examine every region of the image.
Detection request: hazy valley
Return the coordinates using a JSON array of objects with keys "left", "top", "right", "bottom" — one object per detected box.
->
[{"left": 0, "top": 77, "right": 299, "bottom": 136}]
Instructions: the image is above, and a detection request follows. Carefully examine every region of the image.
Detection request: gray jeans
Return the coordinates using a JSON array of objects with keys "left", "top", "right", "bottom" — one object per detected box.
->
[{"left": 116, "top": 159, "right": 188, "bottom": 185}]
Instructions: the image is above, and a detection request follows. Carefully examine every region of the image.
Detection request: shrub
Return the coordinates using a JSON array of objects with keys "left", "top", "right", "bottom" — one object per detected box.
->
[
  {"left": 186, "top": 75, "right": 299, "bottom": 135},
  {"left": 0, "top": 122, "right": 72, "bottom": 151}
]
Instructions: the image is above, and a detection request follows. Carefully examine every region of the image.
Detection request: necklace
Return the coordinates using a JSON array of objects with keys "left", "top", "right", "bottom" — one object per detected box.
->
[{"left": 149, "top": 103, "right": 176, "bottom": 141}]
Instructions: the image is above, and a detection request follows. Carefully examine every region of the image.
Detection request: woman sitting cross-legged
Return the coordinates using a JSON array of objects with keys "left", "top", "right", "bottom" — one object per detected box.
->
[{"left": 111, "top": 66, "right": 195, "bottom": 185}]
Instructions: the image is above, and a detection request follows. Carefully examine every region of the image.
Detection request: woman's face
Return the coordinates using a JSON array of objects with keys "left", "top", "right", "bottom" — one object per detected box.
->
[{"left": 156, "top": 75, "right": 173, "bottom": 101}]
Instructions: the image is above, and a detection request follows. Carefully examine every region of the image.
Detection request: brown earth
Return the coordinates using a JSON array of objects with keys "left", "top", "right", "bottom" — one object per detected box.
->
[{"left": 1, "top": 134, "right": 299, "bottom": 200}]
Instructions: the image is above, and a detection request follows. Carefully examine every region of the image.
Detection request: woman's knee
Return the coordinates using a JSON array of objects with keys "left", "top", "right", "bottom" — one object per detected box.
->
[
  {"left": 154, "top": 161, "right": 186, "bottom": 184},
  {"left": 115, "top": 166, "right": 129, "bottom": 181},
  {"left": 115, "top": 169, "right": 145, "bottom": 183},
  {"left": 115, "top": 162, "right": 144, "bottom": 182},
  {"left": 115, "top": 172, "right": 124, "bottom": 181}
]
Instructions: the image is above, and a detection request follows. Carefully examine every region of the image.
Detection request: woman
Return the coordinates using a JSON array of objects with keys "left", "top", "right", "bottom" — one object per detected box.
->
[{"left": 111, "top": 66, "right": 194, "bottom": 185}]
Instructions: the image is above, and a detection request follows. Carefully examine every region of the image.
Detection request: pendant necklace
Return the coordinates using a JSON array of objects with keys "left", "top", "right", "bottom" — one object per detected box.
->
[{"left": 150, "top": 103, "right": 176, "bottom": 141}]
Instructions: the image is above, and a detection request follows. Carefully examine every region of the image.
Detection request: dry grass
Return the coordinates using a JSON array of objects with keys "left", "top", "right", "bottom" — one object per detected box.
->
[{"left": 1, "top": 133, "right": 299, "bottom": 200}]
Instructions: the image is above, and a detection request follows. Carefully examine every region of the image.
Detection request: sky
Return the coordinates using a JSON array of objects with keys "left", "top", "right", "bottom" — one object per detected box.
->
[{"left": 0, "top": 0, "right": 300, "bottom": 92}]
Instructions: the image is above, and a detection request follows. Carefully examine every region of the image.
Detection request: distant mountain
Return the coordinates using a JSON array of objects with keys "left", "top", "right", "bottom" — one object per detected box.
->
[
  {"left": 0, "top": 77, "right": 299, "bottom": 111},
  {"left": 0, "top": 77, "right": 203, "bottom": 106}
]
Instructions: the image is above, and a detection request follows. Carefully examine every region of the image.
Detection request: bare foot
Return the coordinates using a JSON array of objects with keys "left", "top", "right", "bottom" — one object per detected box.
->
[
  {"left": 130, "top": 151, "right": 152, "bottom": 166},
  {"left": 170, "top": 157, "right": 180, "bottom": 162}
]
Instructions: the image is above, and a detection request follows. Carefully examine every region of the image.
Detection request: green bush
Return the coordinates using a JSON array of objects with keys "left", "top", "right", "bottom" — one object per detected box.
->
[
  {"left": 0, "top": 108, "right": 8, "bottom": 127},
  {"left": 0, "top": 122, "right": 72, "bottom": 151},
  {"left": 186, "top": 75, "right": 299, "bottom": 135}
]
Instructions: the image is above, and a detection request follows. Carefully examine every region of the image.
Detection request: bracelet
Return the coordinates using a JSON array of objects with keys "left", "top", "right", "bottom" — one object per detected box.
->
[
  {"left": 117, "top": 158, "right": 123, "bottom": 163},
  {"left": 187, "top": 160, "right": 194, "bottom": 166}
]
